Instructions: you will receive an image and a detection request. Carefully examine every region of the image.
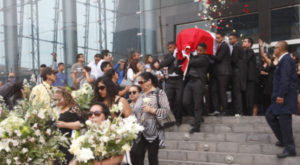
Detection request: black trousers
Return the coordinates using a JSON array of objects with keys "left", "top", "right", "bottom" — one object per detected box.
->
[
  {"left": 211, "top": 75, "right": 230, "bottom": 113},
  {"left": 245, "top": 81, "right": 255, "bottom": 115},
  {"left": 183, "top": 78, "right": 204, "bottom": 128},
  {"left": 130, "top": 135, "right": 159, "bottom": 165},
  {"left": 265, "top": 111, "right": 296, "bottom": 153},
  {"left": 165, "top": 77, "right": 184, "bottom": 121},
  {"left": 232, "top": 73, "right": 243, "bottom": 115}
]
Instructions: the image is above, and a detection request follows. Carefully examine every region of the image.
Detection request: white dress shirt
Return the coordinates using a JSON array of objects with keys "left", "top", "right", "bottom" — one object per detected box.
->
[{"left": 88, "top": 60, "right": 103, "bottom": 79}]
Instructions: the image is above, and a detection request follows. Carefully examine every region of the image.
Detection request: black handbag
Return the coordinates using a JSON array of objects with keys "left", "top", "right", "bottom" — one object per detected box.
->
[{"left": 155, "top": 90, "right": 176, "bottom": 129}]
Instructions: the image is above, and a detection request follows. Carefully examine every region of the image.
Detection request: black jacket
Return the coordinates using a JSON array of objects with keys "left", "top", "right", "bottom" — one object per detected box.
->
[
  {"left": 187, "top": 54, "right": 210, "bottom": 82},
  {"left": 245, "top": 48, "right": 256, "bottom": 81},
  {"left": 231, "top": 42, "right": 247, "bottom": 90},
  {"left": 160, "top": 53, "right": 183, "bottom": 76},
  {"left": 211, "top": 41, "right": 232, "bottom": 76}
]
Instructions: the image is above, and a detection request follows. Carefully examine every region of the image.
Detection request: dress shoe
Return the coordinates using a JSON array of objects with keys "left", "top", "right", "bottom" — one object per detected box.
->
[
  {"left": 189, "top": 127, "right": 200, "bottom": 134},
  {"left": 208, "top": 111, "right": 220, "bottom": 116},
  {"left": 275, "top": 141, "right": 284, "bottom": 147},
  {"left": 277, "top": 150, "right": 296, "bottom": 158}
]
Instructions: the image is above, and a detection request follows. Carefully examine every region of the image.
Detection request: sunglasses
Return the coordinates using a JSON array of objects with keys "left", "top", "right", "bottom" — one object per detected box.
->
[
  {"left": 98, "top": 86, "right": 106, "bottom": 91},
  {"left": 129, "top": 91, "right": 137, "bottom": 95},
  {"left": 138, "top": 81, "right": 145, "bottom": 85},
  {"left": 87, "top": 111, "right": 103, "bottom": 117}
]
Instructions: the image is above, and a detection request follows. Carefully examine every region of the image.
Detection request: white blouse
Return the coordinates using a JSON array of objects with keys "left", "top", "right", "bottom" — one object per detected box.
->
[{"left": 127, "top": 68, "right": 139, "bottom": 85}]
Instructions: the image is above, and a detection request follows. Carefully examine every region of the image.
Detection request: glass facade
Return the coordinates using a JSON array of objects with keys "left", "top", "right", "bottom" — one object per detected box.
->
[{"left": 0, "top": 0, "right": 116, "bottom": 78}]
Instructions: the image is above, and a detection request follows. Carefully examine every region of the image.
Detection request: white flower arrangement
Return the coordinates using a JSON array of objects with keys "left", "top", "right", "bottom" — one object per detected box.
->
[
  {"left": 71, "top": 83, "right": 94, "bottom": 111},
  {"left": 0, "top": 96, "right": 9, "bottom": 121},
  {"left": 0, "top": 100, "right": 69, "bottom": 164},
  {"left": 69, "top": 115, "right": 144, "bottom": 164}
]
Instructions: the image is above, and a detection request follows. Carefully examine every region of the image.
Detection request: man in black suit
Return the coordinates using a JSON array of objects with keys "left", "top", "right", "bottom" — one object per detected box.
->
[
  {"left": 210, "top": 32, "right": 232, "bottom": 116},
  {"left": 183, "top": 43, "right": 210, "bottom": 133},
  {"left": 265, "top": 41, "right": 298, "bottom": 158},
  {"left": 242, "top": 37, "right": 256, "bottom": 115},
  {"left": 160, "top": 41, "right": 183, "bottom": 125},
  {"left": 229, "top": 33, "right": 247, "bottom": 115}
]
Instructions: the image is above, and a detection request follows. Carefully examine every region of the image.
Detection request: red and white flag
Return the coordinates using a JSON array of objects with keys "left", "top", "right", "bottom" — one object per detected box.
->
[{"left": 176, "top": 28, "right": 217, "bottom": 79}]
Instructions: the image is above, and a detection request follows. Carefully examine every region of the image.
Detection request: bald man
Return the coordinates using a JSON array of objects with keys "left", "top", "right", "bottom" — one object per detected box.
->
[{"left": 265, "top": 41, "right": 298, "bottom": 158}]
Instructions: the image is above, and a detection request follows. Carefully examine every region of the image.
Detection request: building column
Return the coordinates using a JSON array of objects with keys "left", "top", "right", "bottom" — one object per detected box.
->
[
  {"left": 140, "top": 0, "right": 157, "bottom": 55},
  {"left": 62, "top": 0, "right": 78, "bottom": 82},
  {"left": 3, "top": 0, "right": 19, "bottom": 75}
]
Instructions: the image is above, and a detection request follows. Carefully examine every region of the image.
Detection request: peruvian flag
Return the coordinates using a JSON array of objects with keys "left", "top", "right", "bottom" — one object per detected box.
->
[{"left": 176, "top": 28, "right": 217, "bottom": 79}]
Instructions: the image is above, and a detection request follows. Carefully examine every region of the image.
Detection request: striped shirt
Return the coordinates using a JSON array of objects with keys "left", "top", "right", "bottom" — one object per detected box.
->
[{"left": 133, "top": 88, "right": 169, "bottom": 142}]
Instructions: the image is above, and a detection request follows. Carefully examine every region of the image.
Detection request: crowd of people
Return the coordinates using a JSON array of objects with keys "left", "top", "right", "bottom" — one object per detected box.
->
[{"left": 0, "top": 30, "right": 299, "bottom": 163}]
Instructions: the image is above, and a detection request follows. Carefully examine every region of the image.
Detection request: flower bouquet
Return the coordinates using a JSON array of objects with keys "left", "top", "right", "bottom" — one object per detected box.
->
[
  {"left": 69, "top": 115, "right": 144, "bottom": 164},
  {"left": 71, "top": 83, "right": 94, "bottom": 111},
  {"left": 0, "top": 100, "right": 68, "bottom": 165}
]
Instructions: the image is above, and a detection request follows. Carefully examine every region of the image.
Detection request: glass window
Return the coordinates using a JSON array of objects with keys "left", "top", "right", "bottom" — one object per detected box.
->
[{"left": 271, "top": 6, "right": 300, "bottom": 41}]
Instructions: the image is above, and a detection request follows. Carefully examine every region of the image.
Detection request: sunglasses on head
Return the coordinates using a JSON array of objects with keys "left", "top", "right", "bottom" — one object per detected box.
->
[
  {"left": 138, "top": 81, "right": 145, "bottom": 85},
  {"left": 129, "top": 91, "right": 137, "bottom": 95},
  {"left": 87, "top": 111, "right": 103, "bottom": 117},
  {"left": 98, "top": 86, "right": 106, "bottom": 90}
]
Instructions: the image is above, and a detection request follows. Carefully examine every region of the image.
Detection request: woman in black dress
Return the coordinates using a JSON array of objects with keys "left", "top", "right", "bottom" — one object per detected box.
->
[
  {"left": 257, "top": 39, "right": 278, "bottom": 115},
  {"left": 53, "top": 87, "right": 83, "bottom": 165}
]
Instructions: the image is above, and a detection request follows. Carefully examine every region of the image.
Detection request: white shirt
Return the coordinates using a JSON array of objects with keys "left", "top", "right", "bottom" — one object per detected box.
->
[
  {"left": 127, "top": 68, "right": 139, "bottom": 85},
  {"left": 88, "top": 60, "right": 103, "bottom": 79},
  {"left": 278, "top": 52, "right": 289, "bottom": 62}
]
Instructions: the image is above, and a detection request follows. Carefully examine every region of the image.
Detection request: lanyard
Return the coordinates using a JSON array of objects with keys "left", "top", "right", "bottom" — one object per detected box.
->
[{"left": 42, "top": 82, "right": 53, "bottom": 105}]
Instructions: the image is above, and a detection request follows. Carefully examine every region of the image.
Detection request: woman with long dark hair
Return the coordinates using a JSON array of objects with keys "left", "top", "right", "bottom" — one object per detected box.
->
[
  {"left": 127, "top": 60, "right": 143, "bottom": 85},
  {"left": 104, "top": 69, "right": 129, "bottom": 97},
  {"left": 94, "top": 76, "right": 131, "bottom": 118},
  {"left": 255, "top": 39, "right": 278, "bottom": 115}
]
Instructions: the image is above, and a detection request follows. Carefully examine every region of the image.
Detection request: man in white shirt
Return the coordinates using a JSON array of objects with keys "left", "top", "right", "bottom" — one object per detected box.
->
[{"left": 88, "top": 54, "right": 102, "bottom": 79}]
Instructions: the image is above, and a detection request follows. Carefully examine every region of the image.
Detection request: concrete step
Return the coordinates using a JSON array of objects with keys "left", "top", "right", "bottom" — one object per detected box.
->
[
  {"left": 145, "top": 159, "right": 239, "bottom": 165},
  {"left": 166, "top": 132, "right": 299, "bottom": 145},
  {"left": 167, "top": 122, "right": 300, "bottom": 134},
  {"left": 158, "top": 149, "right": 300, "bottom": 165},
  {"left": 164, "top": 140, "right": 300, "bottom": 156},
  {"left": 182, "top": 116, "right": 300, "bottom": 125},
  {"left": 158, "top": 116, "right": 300, "bottom": 165}
]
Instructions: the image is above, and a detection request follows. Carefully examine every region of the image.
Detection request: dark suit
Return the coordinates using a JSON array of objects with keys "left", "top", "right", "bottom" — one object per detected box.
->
[
  {"left": 210, "top": 41, "right": 232, "bottom": 114},
  {"left": 266, "top": 53, "right": 298, "bottom": 154},
  {"left": 245, "top": 48, "right": 256, "bottom": 115},
  {"left": 183, "top": 54, "right": 210, "bottom": 128},
  {"left": 231, "top": 42, "right": 247, "bottom": 115},
  {"left": 160, "top": 53, "right": 183, "bottom": 122}
]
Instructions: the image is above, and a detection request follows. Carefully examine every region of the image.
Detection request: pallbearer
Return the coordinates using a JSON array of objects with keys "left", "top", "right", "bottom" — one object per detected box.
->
[{"left": 183, "top": 43, "right": 210, "bottom": 134}]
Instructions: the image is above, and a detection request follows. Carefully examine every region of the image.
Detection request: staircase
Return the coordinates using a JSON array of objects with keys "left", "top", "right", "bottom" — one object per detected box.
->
[{"left": 152, "top": 116, "right": 300, "bottom": 165}]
